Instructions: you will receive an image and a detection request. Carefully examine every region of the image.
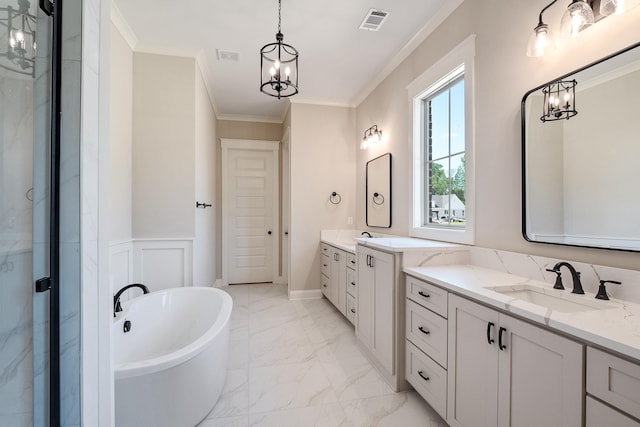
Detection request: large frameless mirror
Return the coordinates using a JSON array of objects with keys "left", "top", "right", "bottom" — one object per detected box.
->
[
  {"left": 366, "top": 153, "right": 392, "bottom": 228},
  {"left": 522, "top": 42, "right": 640, "bottom": 251}
]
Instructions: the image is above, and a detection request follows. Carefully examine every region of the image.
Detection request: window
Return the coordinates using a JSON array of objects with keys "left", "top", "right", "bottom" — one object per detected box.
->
[{"left": 409, "top": 36, "right": 475, "bottom": 244}]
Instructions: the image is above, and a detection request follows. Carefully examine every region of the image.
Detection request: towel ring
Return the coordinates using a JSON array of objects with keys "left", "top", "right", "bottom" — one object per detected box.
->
[
  {"left": 373, "top": 192, "right": 385, "bottom": 205},
  {"left": 330, "top": 192, "right": 342, "bottom": 205}
]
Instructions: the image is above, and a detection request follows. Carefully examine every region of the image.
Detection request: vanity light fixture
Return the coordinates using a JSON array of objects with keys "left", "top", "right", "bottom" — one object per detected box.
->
[
  {"left": 527, "top": 0, "right": 559, "bottom": 57},
  {"left": 0, "top": 0, "right": 36, "bottom": 76},
  {"left": 527, "top": 0, "right": 639, "bottom": 57},
  {"left": 260, "top": 0, "right": 299, "bottom": 99},
  {"left": 360, "top": 125, "right": 382, "bottom": 150},
  {"left": 541, "top": 79, "right": 578, "bottom": 122}
]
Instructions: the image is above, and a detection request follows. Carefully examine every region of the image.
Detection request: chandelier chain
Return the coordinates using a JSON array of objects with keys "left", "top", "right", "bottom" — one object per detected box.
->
[{"left": 278, "top": 0, "right": 282, "bottom": 33}]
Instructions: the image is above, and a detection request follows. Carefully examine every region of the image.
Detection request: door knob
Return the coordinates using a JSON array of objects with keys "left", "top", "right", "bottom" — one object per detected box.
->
[{"left": 267, "top": 230, "right": 272, "bottom": 235}]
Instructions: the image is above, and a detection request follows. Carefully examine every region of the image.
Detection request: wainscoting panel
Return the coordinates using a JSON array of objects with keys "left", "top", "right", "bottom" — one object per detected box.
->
[
  {"left": 134, "top": 239, "right": 193, "bottom": 292},
  {"left": 110, "top": 241, "right": 134, "bottom": 295}
]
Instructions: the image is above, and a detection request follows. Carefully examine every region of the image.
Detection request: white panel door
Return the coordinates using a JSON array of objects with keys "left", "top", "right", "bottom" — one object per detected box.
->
[{"left": 222, "top": 139, "right": 279, "bottom": 285}]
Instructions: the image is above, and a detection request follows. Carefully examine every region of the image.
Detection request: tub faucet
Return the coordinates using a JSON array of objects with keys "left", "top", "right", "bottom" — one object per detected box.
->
[
  {"left": 114, "top": 283, "right": 150, "bottom": 317},
  {"left": 549, "top": 262, "right": 584, "bottom": 294},
  {"left": 361, "top": 231, "right": 373, "bottom": 238}
]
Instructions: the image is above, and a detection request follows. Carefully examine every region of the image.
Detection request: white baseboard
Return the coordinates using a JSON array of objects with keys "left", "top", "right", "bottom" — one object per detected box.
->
[{"left": 288, "top": 289, "right": 323, "bottom": 300}]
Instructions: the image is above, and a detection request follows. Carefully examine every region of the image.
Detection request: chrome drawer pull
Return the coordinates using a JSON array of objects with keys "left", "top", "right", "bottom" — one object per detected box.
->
[
  {"left": 418, "top": 326, "right": 430, "bottom": 335},
  {"left": 418, "top": 371, "right": 430, "bottom": 382},
  {"left": 418, "top": 291, "right": 430, "bottom": 299}
]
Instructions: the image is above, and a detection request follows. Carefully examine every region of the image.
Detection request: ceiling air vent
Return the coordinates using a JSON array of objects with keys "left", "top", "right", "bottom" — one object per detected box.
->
[
  {"left": 359, "top": 9, "right": 390, "bottom": 31},
  {"left": 216, "top": 49, "right": 240, "bottom": 62}
]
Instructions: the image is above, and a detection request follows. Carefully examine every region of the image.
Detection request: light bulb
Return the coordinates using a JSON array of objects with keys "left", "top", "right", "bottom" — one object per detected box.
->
[
  {"left": 274, "top": 60, "right": 280, "bottom": 69},
  {"left": 285, "top": 66, "right": 290, "bottom": 80},
  {"left": 15, "top": 30, "right": 24, "bottom": 42},
  {"left": 269, "top": 67, "right": 276, "bottom": 77},
  {"left": 564, "top": 90, "right": 571, "bottom": 104},
  {"left": 360, "top": 138, "right": 369, "bottom": 150}
]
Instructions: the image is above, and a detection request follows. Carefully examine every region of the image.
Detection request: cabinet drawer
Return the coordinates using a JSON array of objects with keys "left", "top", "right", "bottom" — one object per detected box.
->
[
  {"left": 407, "top": 275, "right": 448, "bottom": 318},
  {"left": 346, "top": 293, "right": 356, "bottom": 325},
  {"left": 406, "top": 340, "right": 447, "bottom": 420},
  {"left": 321, "top": 243, "right": 331, "bottom": 256},
  {"left": 587, "top": 347, "right": 640, "bottom": 420},
  {"left": 347, "top": 267, "right": 357, "bottom": 297},
  {"left": 320, "top": 253, "right": 330, "bottom": 277},
  {"left": 586, "top": 396, "right": 640, "bottom": 427},
  {"left": 321, "top": 274, "right": 329, "bottom": 297},
  {"left": 406, "top": 299, "right": 447, "bottom": 368},
  {"left": 347, "top": 253, "right": 357, "bottom": 269}
]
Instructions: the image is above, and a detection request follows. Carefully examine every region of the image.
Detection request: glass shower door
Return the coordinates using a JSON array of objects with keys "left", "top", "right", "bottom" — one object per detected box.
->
[{"left": 0, "top": 0, "right": 38, "bottom": 425}]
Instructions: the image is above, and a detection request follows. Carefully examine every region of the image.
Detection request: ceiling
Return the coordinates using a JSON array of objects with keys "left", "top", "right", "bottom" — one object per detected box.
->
[{"left": 113, "top": 0, "right": 451, "bottom": 122}]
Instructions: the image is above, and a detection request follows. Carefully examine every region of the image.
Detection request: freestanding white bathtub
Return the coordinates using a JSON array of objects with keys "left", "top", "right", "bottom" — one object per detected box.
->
[{"left": 113, "top": 286, "right": 232, "bottom": 427}]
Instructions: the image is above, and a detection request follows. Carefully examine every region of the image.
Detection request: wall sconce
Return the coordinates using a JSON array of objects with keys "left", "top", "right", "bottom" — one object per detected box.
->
[
  {"left": 0, "top": 0, "right": 37, "bottom": 76},
  {"left": 360, "top": 125, "right": 382, "bottom": 150},
  {"left": 541, "top": 79, "right": 578, "bottom": 122},
  {"left": 527, "top": 0, "right": 637, "bottom": 57}
]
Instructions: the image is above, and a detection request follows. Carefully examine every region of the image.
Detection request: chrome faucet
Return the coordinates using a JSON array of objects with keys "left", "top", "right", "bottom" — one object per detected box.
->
[
  {"left": 548, "top": 262, "right": 584, "bottom": 294},
  {"left": 361, "top": 231, "right": 373, "bottom": 238},
  {"left": 113, "top": 283, "right": 150, "bottom": 316}
]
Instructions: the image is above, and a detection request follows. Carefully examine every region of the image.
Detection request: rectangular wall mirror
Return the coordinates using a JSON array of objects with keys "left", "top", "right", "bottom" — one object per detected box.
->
[
  {"left": 366, "top": 153, "right": 392, "bottom": 227},
  {"left": 522, "top": 42, "right": 640, "bottom": 251}
]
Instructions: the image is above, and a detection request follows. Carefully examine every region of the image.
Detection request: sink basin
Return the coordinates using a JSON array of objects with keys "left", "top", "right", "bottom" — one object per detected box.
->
[{"left": 486, "top": 285, "right": 610, "bottom": 313}]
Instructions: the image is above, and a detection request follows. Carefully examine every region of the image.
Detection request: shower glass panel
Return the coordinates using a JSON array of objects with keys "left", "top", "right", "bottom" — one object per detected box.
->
[
  {"left": 0, "top": 0, "right": 37, "bottom": 425},
  {"left": 1, "top": 0, "right": 81, "bottom": 425}
]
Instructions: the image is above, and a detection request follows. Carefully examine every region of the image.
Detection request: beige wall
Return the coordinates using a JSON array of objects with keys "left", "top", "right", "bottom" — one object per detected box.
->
[
  {"left": 132, "top": 53, "right": 196, "bottom": 238},
  {"left": 217, "top": 119, "right": 282, "bottom": 141},
  {"left": 356, "top": 1, "right": 640, "bottom": 270},
  {"left": 109, "top": 24, "right": 133, "bottom": 242},
  {"left": 194, "top": 67, "right": 218, "bottom": 285},
  {"left": 290, "top": 103, "right": 356, "bottom": 291}
]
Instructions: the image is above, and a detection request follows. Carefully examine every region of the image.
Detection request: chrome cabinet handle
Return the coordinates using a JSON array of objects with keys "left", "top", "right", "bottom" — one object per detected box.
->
[
  {"left": 418, "top": 371, "right": 430, "bottom": 382},
  {"left": 418, "top": 326, "right": 430, "bottom": 335}
]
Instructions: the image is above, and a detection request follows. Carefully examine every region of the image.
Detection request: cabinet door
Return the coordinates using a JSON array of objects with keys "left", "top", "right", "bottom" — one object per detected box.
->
[
  {"left": 372, "top": 249, "right": 395, "bottom": 375},
  {"left": 497, "top": 314, "right": 583, "bottom": 427},
  {"left": 447, "top": 294, "right": 499, "bottom": 427},
  {"left": 356, "top": 250, "right": 374, "bottom": 349},
  {"left": 332, "top": 249, "right": 347, "bottom": 314}
]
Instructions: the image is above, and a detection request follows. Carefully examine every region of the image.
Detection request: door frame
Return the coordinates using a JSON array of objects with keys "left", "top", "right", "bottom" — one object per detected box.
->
[
  {"left": 221, "top": 138, "right": 280, "bottom": 286},
  {"left": 281, "top": 127, "right": 291, "bottom": 291}
]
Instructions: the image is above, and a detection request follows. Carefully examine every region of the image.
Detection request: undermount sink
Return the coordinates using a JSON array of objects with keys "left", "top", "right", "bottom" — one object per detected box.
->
[{"left": 486, "top": 285, "right": 611, "bottom": 313}]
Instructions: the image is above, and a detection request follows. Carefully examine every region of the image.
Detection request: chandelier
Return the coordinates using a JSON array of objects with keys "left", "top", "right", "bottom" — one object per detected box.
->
[
  {"left": 260, "top": 0, "right": 299, "bottom": 98},
  {"left": 0, "top": 0, "right": 36, "bottom": 76}
]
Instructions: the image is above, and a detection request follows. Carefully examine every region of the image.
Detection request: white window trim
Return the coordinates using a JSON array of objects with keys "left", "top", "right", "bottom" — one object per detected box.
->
[{"left": 408, "top": 35, "right": 476, "bottom": 245}]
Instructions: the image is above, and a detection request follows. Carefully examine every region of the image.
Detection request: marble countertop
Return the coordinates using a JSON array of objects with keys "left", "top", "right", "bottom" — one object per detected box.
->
[
  {"left": 354, "top": 236, "right": 463, "bottom": 252},
  {"left": 404, "top": 264, "right": 640, "bottom": 362},
  {"left": 321, "top": 239, "right": 356, "bottom": 254}
]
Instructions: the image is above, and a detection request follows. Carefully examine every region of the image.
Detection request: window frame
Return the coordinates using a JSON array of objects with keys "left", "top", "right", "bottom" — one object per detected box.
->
[{"left": 408, "top": 35, "right": 476, "bottom": 245}]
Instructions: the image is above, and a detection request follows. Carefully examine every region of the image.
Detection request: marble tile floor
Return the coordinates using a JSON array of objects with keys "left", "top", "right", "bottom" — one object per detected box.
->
[{"left": 198, "top": 283, "right": 448, "bottom": 427}]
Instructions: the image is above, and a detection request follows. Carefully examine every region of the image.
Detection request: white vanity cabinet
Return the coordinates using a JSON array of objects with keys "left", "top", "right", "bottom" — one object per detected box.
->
[
  {"left": 586, "top": 347, "right": 640, "bottom": 426},
  {"left": 447, "top": 294, "right": 583, "bottom": 427},
  {"left": 319, "top": 243, "right": 352, "bottom": 317},
  {"left": 356, "top": 244, "right": 406, "bottom": 391},
  {"left": 405, "top": 275, "right": 449, "bottom": 420}
]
